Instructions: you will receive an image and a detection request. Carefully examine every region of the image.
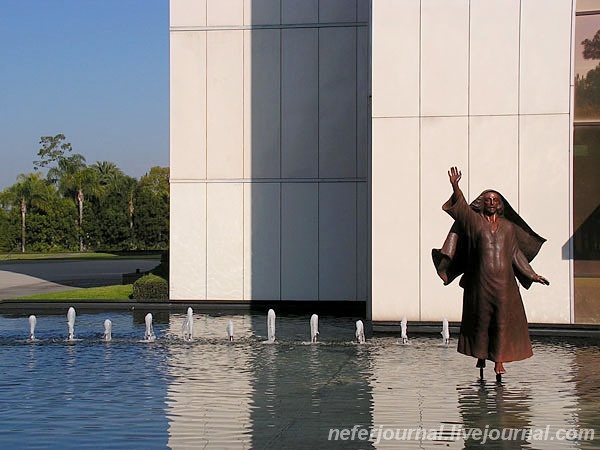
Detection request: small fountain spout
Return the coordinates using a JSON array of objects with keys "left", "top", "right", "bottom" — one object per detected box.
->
[
  {"left": 103, "top": 319, "right": 112, "bottom": 342},
  {"left": 67, "top": 307, "right": 76, "bottom": 341},
  {"left": 29, "top": 314, "right": 37, "bottom": 341},
  {"left": 182, "top": 307, "right": 194, "bottom": 342},
  {"left": 310, "top": 314, "right": 319, "bottom": 343},
  {"left": 144, "top": 313, "right": 156, "bottom": 342},
  {"left": 355, "top": 319, "right": 366, "bottom": 344},
  {"left": 401, "top": 316, "right": 408, "bottom": 344},
  {"left": 226, "top": 320, "right": 234, "bottom": 341},
  {"left": 267, "top": 309, "right": 276, "bottom": 343},
  {"left": 441, "top": 318, "right": 450, "bottom": 345},
  {"left": 29, "top": 315, "right": 37, "bottom": 341}
]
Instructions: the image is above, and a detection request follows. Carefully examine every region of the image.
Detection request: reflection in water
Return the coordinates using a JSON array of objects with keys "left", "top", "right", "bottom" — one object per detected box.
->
[
  {"left": 573, "top": 345, "right": 600, "bottom": 449},
  {"left": 165, "top": 314, "right": 253, "bottom": 449},
  {"left": 0, "top": 313, "right": 599, "bottom": 449},
  {"left": 458, "top": 381, "right": 532, "bottom": 449},
  {"left": 248, "top": 315, "right": 374, "bottom": 449}
]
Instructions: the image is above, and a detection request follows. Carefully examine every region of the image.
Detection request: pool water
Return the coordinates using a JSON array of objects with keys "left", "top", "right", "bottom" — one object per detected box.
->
[{"left": 0, "top": 311, "right": 599, "bottom": 449}]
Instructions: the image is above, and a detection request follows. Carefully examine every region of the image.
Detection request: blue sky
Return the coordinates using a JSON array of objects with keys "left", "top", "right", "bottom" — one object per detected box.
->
[{"left": 0, "top": 0, "right": 169, "bottom": 190}]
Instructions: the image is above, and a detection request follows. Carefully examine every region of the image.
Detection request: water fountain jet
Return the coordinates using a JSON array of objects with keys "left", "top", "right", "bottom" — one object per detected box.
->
[
  {"left": 28, "top": 315, "right": 37, "bottom": 341},
  {"left": 355, "top": 320, "right": 365, "bottom": 344},
  {"left": 267, "top": 309, "right": 276, "bottom": 343},
  {"left": 182, "top": 307, "right": 194, "bottom": 342},
  {"left": 441, "top": 318, "right": 450, "bottom": 345},
  {"left": 310, "top": 314, "right": 319, "bottom": 343},
  {"left": 144, "top": 313, "right": 156, "bottom": 342},
  {"left": 401, "top": 316, "right": 408, "bottom": 344},
  {"left": 103, "top": 319, "right": 112, "bottom": 341},
  {"left": 226, "top": 320, "right": 234, "bottom": 341},
  {"left": 67, "top": 307, "right": 76, "bottom": 341}
]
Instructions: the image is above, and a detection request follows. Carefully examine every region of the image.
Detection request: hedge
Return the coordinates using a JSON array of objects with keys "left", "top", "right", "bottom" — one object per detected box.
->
[{"left": 132, "top": 274, "right": 168, "bottom": 301}]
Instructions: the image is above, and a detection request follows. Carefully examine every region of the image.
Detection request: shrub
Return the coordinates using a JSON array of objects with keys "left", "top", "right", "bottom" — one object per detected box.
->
[{"left": 132, "top": 274, "right": 168, "bottom": 301}]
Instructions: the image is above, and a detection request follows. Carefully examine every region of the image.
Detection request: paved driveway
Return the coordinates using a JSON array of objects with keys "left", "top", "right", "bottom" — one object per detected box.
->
[{"left": 0, "top": 259, "right": 161, "bottom": 299}]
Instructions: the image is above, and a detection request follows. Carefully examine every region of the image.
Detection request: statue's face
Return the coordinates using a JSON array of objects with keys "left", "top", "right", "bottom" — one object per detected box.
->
[{"left": 483, "top": 192, "right": 501, "bottom": 215}]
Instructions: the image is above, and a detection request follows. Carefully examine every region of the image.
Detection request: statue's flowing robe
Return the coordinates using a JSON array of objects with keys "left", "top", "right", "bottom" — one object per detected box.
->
[{"left": 432, "top": 189, "right": 546, "bottom": 362}]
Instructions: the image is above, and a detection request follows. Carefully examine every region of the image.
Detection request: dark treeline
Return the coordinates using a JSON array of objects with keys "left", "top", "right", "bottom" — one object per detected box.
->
[{"left": 0, "top": 134, "right": 169, "bottom": 253}]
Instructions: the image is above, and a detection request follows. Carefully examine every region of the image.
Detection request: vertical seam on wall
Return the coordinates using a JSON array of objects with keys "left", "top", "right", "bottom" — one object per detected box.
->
[
  {"left": 279, "top": 0, "right": 283, "bottom": 301},
  {"left": 467, "top": 0, "right": 471, "bottom": 199},
  {"left": 355, "top": 2, "right": 359, "bottom": 301},
  {"left": 418, "top": 0, "right": 422, "bottom": 321},
  {"left": 569, "top": 0, "right": 575, "bottom": 324},
  {"left": 242, "top": 20, "right": 246, "bottom": 300},
  {"left": 517, "top": 0, "right": 522, "bottom": 211},
  {"left": 317, "top": 9, "right": 321, "bottom": 301},
  {"left": 205, "top": 15, "right": 209, "bottom": 299},
  {"left": 519, "top": 0, "right": 523, "bottom": 209}
]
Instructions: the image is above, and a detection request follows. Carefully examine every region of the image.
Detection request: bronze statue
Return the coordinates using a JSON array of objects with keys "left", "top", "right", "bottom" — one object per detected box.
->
[{"left": 432, "top": 167, "right": 549, "bottom": 379}]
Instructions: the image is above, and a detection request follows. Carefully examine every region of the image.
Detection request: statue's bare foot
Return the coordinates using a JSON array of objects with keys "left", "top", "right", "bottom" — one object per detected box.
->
[
  {"left": 494, "top": 362, "right": 506, "bottom": 374},
  {"left": 476, "top": 358, "right": 486, "bottom": 368}
]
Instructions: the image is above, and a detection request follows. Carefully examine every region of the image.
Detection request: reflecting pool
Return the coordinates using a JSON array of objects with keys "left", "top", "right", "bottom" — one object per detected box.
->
[{"left": 0, "top": 311, "right": 599, "bottom": 449}]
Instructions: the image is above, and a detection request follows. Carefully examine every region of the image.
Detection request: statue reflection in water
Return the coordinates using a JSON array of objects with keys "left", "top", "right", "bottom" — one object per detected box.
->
[{"left": 457, "top": 381, "right": 533, "bottom": 449}]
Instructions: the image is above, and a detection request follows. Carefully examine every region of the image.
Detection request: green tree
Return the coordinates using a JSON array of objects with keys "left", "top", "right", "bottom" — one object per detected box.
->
[
  {"left": 34, "top": 134, "right": 73, "bottom": 171},
  {"left": 86, "top": 171, "right": 138, "bottom": 251},
  {"left": 92, "top": 160, "right": 136, "bottom": 231},
  {"left": 92, "top": 161, "right": 124, "bottom": 185},
  {"left": 0, "top": 205, "right": 17, "bottom": 252},
  {"left": 0, "top": 173, "right": 52, "bottom": 252},
  {"left": 134, "top": 167, "right": 169, "bottom": 249},
  {"left": 48, "top": 154, "right": 103, "bottom": 251}
]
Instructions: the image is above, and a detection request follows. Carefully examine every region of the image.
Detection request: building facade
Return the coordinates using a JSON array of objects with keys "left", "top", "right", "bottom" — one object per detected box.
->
[{"left": 170, "top": 0, "right": 600, "bottom": 325}]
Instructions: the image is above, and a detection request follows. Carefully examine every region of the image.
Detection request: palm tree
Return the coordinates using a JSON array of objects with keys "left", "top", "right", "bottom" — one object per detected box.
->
[
  {"left": 92, "top": 161, "right": 124, "bottom": 186},
  {"left": 92, "top": 162, "right": 136, "bottom": 230},
  {"left": 1, "top": 173, "right": 51, "bottom": 252},
  {"left": 49, "top": 154, "right": 103, "bottom": 251}
]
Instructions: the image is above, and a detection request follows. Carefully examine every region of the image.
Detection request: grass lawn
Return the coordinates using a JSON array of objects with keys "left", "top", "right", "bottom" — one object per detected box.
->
[
  {"left": 14, "top": 285, "right": 134, "bottom": 300},
  {"left": 0, "top": 252, "right": 161, "bottom": 262}
]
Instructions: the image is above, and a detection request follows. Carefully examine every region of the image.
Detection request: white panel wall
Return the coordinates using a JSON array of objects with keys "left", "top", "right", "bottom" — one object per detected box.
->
[
  {"left": 319, "top": 183, "right": 357, "bottom": 300},
  {"left": 371, "top": 0, "right": 420, "bottom": 118},
  {"left": 170, "top": 32, "right": 206, "bottom": 180},
  {"left": 244, "top": 183, "right": 281, "bottom": 300},
  {"left": 319, "top": 27, "right": 357, "bottom": 178},
  {"left": 281, "top": 183, "right": 319, "bottom": 300},
  {"left": 421, "top": 0, "right": 469, "bottom": 116},
  {"left": 243, "top": 29, "right": 281, "bottom": 179},
  {"left": 207, "top": 0, "right": 243, "bottom": 26},
  {"left": 244, "top": 0, "right": 280, "bottom": 25},
  {"left": 319, "top": 0, "right": 356, "bottom": 23},
  {"left": 357, "top": 26, "right": 369, "bottom": 179},
  {"left": 520, "top": 115, "right": 571, "bottom": 323},
  {"left": 282, "top": 0, "right": 318, "bottom": 24},
  {"left": 371, "top": 0, "right": 575, "bottom": 323},
  {"left": 420, "top": 117, "right": 468, "bottom": 321},
  {"left": 281, "top": 28, "right": 319, "bottom": 178},
  {"left": 171, "top": 0, "right": 369, "bottom": 303},
  {"left": 469, "top": 0, "right": 520, "bottom": 115},
  {"left": 170, "top": 0, "right": 206, "bottom": 26},
  {"left": 469, "top": 116, "right": 519, "bottom": 202},
  {"left": 520, "top": 0, "right": 572, "bottom": 114},
  {"left": 371, "top": 118, "right": 420, "bottom": 321},
  {"left": 170, "top": 183, "right": 206, "bottom": 300},
  {"left": 207, "top": 31, "right": 244, "bottom": 179},
  {"left": 206, "top": 183, "right": 244, "bottom": 299},
  {"left": 357, "top": 183, "right": 368, "bottom": 301}
]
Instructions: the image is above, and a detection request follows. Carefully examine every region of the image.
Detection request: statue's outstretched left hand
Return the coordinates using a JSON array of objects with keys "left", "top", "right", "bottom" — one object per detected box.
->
[{"left": 533, "top": 274, "right": 549, "bottom": 285}]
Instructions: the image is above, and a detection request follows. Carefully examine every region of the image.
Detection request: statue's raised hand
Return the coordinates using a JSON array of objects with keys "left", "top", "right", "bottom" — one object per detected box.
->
[{"left": 448, "top": 166, "right": 462, "bottom": 187}]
